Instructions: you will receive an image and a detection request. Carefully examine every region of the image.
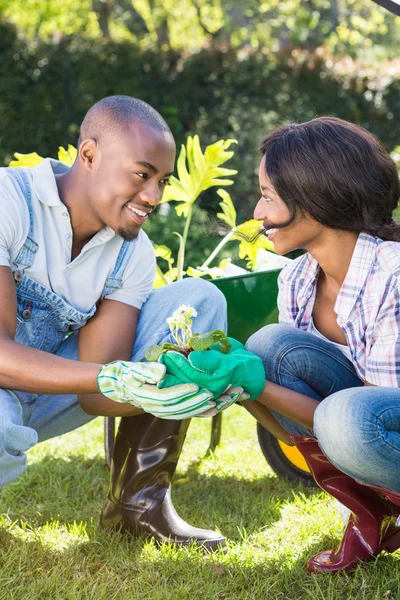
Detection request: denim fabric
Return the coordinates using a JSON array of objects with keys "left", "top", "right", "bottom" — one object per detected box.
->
[
  {"left": 245, "top": 323, "right": 400, "bottom": 493},
  {"left": 8, "top": 168, "right": 137, "bottom": 353},
  {"left": 0, "top": 169, "right": 227, "bottom": 488},
  {"left": 0, "top": 278, "right": 227, "bottom": 488}
]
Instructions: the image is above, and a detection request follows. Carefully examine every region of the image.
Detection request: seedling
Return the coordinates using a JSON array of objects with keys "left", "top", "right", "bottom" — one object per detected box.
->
[{"left": 145, "top": 304, "right": 231, "bottom": 361}]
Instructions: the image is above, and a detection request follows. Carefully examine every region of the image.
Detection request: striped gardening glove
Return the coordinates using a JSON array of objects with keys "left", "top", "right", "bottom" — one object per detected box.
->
[{"left": 96, "top": 360, "right": 216, "bottom": 420}]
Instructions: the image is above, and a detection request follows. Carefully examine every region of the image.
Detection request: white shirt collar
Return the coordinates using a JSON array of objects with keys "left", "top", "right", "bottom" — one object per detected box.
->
[
  {"left": 30, "top": 157, "right": 116, "bottom": 244},
  {"left": 31, "top": 157, "right": 69, "bottom": 207}
]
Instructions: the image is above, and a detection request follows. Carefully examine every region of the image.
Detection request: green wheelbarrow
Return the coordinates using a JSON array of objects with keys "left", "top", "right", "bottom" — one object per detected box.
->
[
  {"left": 104, "top": 269, "right": 315, "bottom": 487},
  {"left": 211, "top": 269, "right": 315, "bottom": 487}
]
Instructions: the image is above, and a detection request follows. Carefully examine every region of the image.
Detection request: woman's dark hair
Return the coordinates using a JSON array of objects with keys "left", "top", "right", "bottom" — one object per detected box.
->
[{"left": 260, "top": 116, "right": 400, "bottom": 241}]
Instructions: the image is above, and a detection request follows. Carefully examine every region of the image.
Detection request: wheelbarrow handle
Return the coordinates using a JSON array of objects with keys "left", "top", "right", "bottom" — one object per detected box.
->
[{"left": 242, "top": 400, "right": 294, "bottom": 446}]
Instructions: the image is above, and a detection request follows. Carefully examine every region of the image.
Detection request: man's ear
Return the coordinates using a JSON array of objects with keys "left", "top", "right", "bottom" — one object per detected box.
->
[{"left": 79, "top": 138, "right": 98, "bottom": 170}]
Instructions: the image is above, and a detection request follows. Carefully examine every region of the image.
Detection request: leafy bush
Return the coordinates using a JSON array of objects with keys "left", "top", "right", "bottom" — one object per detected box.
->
[{"left": 1, "top": 20, "right": 398, "bottom": 220}]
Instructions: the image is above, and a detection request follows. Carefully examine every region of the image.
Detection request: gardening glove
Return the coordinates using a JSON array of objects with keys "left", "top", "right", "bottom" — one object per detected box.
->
[
  {"left": 97, "top": 360, "right": 216, "bottom": 419},
  {"left": 199, "top": 385, "right": 250, "bottom": 417},
  {"left": 158, "top": 338, "right": 265, "bottom": 400}
]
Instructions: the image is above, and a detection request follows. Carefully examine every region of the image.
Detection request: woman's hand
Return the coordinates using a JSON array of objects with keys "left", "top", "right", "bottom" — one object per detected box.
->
[{"left": 159, "top": 338, "right": 266, "bottom": 400}]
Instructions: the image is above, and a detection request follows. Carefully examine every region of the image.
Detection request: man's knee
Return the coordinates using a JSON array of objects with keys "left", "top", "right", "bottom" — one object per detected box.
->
[
  {"left": 0, "top": 421, "right": 38, "bottom": 454},
  {"left": 174, "top": 278, "right": 227, "bottom": 330},
  {"left": 177, "top": 278, "right": 226, "bottom": 310}
]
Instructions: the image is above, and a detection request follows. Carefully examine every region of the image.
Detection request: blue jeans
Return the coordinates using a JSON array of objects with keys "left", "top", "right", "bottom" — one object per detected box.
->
[
  {"left": 0, "top": 278, "right": 227, "bottom": 489},
  {"left": 245, "top": 324, "right": 400, "bottom": 493}
]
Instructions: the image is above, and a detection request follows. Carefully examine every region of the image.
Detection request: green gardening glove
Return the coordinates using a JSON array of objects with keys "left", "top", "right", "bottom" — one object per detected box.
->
[
  {"left": 96, "top": 360, "right": 216, "bottom": 419},
  {"left": 159, "top": 338, "right": 265, "bottom": 400}
]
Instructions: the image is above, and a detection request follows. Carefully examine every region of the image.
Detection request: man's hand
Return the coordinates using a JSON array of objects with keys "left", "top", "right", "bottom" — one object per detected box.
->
[{"left": 97, "top": 360, "right": 218, "bottom": 419}]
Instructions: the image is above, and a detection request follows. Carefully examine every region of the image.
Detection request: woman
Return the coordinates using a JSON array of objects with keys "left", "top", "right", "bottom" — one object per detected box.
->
[{"left": 242, "top": 116, "right": 400, "bottom": 573}]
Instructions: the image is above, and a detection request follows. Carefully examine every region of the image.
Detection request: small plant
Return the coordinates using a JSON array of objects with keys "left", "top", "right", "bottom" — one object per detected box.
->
[{"left": 145, "top": 304, "right": 231, "bottom": 361}]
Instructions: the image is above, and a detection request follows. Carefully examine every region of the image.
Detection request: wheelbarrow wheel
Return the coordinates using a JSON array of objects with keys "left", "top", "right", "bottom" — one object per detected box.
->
[{"left": 257, "top": 423, "right": 316, "bottom": 487}]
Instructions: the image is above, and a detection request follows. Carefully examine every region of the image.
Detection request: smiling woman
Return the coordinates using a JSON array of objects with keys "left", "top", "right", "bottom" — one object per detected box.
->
[{"left": 240, "top": 116, "right": 400, "bottom": 574}]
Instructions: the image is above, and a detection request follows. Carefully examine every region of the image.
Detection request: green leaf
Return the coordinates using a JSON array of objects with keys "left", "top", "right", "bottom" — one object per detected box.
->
[
  {"left": 210, "top": 330, "right": 232, "bottom": 354},
  {"left": 216, "top": 189, "right": 237, "bottom": 229},
  {"left": 186, "top": 266, "right": 207, "bottom": 278},
  {"left": 186, "top": 265, "right": 225, "bottom": 279},
  {"left": 154, "top": 244, "right": 174, "bottom": 263},
  {"left": 233, "top": 219, "right": 275, "bottom": 270},
  {"left": 161, "top": 177, "right": 189, "bottom": 204},
  {"left": 145, "top": 344, "right": 164, "bottom": 362},
  {"left": 145, "top": 342, "right": 183, "bottom": 361},
  {"left": 165, "top": 267, "right": 180, "bottom": 284},
  {"left": 9, "top": 152, "right": 45, "bottom": 167},
  {"left": 175, "top": 203, "right": 190, "bottom": 218},
  {"left": 158, "top": 136, "right": 238, "bottom": 210},
  {"left": 188, "top": 329, "right": 231, "bottom": 353},
  {"left": 203, "top": 139, "right": 238, "bottom": 167},
  {"left": 154, "top": 264, "right": 169, "bottom": 289},
  {"left": 161, "top": 343, "right": 182, "bottom": 352},
  {"left": 188, "top": 332, "right": 216, "bottom": 351},
  {"left": 176, "top": 143, "right": 192, "bottom": 195},
  {"left": 58, "top": 145, "right": 77, "bottom": 166},
  {"left": 173, "top": 231, "right": 185, "bottom": 281}
]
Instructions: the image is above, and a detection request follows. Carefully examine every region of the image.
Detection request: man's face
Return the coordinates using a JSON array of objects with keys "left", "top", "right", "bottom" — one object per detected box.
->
[{"left": 84, "top": 122, "right": 176, "bottom": 240}]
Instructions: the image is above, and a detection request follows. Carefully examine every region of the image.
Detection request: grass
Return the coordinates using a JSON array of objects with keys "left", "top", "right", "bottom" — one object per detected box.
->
[{"left": 1, "top": 406, "right": 399, "bottom": 600}]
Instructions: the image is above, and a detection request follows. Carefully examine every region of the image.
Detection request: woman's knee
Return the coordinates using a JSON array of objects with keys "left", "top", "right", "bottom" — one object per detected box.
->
[
  {"left": 314, "top": 388, "right": 386, "bottom": 478},
  {"left": 245, "top": 323, "right": 301, "bottom": 373}
]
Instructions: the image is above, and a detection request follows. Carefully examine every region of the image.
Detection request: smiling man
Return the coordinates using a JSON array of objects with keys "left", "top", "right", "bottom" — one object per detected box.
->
[{"left": 0, "top": 96, "right": 227, "bottom": 550}]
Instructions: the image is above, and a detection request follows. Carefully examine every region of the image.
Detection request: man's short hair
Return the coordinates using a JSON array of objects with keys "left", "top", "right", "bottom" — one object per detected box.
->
[{"left": 78, "top": 95, "right": 171, "bottom": 146}]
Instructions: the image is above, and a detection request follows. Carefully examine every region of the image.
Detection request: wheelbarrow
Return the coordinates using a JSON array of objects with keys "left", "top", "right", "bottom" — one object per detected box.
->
[{"left": 104, "top": 268, "right": 315, "bottom": 487}]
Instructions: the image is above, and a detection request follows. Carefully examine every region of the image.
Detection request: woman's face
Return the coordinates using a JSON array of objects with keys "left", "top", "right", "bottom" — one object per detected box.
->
[{"left": 254, "top": 156, "right": 324, "bottom": 255}]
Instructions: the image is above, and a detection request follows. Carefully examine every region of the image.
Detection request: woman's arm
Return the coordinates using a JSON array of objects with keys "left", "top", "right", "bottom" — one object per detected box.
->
[
  {"left": 255, "top": 380, "right": 319, "bottom": 431},
  {"left": 241, "top": 399, "right": 294, "bottom": 445}
]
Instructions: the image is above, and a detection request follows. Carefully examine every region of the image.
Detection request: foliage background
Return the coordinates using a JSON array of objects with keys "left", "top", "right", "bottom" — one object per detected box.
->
[
  {"left": 1, "top": 1, "right": 400, "bottom": 266},
  {"left": 1, "top": 4, "right": 400, "bottom": 598}
]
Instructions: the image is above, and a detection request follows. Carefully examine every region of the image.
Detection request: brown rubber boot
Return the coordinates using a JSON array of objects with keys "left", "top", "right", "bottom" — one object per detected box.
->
[{"left": 100, "top": 413, "right": 226, "bottom": 551}]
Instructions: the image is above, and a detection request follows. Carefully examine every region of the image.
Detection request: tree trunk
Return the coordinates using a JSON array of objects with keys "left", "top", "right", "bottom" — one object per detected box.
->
[{"left": 93, "top": 0, "right": 113, "bottom": 39}]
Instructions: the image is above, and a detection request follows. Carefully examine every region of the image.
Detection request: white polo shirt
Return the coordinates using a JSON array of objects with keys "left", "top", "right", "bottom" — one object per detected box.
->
[{"left": 0, "top": 159, "right": 156, "bottom": 312}]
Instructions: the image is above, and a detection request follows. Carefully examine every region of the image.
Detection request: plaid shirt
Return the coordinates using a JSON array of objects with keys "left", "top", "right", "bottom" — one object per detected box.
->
[{"left": 277, "top": 233, "right": 400, "bottom": 387}]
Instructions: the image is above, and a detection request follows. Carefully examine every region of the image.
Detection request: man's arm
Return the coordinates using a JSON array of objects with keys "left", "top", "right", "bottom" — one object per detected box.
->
[
  {"left": 77, "top": 298, "right": 144, "bottom": 416},
  {"left": 0, "top": 266, "right": 145, "bottom": 416},
  {"left": 0, "top": 266, "right": 101, "bottom": 393}
]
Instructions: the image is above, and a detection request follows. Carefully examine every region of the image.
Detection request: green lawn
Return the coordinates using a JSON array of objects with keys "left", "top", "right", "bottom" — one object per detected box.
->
[{"left": 1, "top": 406, "right": 399, "bottom": 600}]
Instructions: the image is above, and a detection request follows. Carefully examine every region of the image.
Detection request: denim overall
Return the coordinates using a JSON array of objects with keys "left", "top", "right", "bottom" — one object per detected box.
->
[
  {"left": 0, "top": 167, "right": 227, "bottom": 489},
  {"left": 8, "top": 168, "right": 136, "bottom": 354}
]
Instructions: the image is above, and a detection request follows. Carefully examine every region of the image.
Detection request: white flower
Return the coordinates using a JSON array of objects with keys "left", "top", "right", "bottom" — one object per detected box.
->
[
  {"left": 179, "top": 305, "right": 198, "bottom": 318},
  {"left": 165, "top": 304, "right": 198, "bottom": 348}
]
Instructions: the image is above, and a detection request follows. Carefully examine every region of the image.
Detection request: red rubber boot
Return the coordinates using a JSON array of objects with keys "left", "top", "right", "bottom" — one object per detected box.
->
[{"left": 291, "top": 435, "right": 400, "bottom": 573}]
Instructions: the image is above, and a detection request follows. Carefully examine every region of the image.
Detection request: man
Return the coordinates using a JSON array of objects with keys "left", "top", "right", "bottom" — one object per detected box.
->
[{"left": 0, "top": 95, "right": 228, "bottom": 550}]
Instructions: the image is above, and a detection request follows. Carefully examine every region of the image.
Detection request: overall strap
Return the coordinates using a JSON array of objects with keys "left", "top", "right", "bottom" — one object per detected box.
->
[
  {"left": 101, "top": 237, "right": 138, "bottom": 299},
  {"left": 6, "top": 167, "right": 38, "bottom": 269}
]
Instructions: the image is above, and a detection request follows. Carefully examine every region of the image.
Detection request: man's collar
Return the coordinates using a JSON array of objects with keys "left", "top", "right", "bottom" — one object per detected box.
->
[
  {"left": 31, "top": 157, "right": 69, "bottom": 207},
  {"left": 30, "top": 157, "right": 117, "bottom": 245}
]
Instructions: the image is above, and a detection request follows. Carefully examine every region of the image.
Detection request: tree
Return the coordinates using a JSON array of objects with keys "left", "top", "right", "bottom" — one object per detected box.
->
[{"left": 2, "top": 0, "right": 399, "bottom": 58}]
